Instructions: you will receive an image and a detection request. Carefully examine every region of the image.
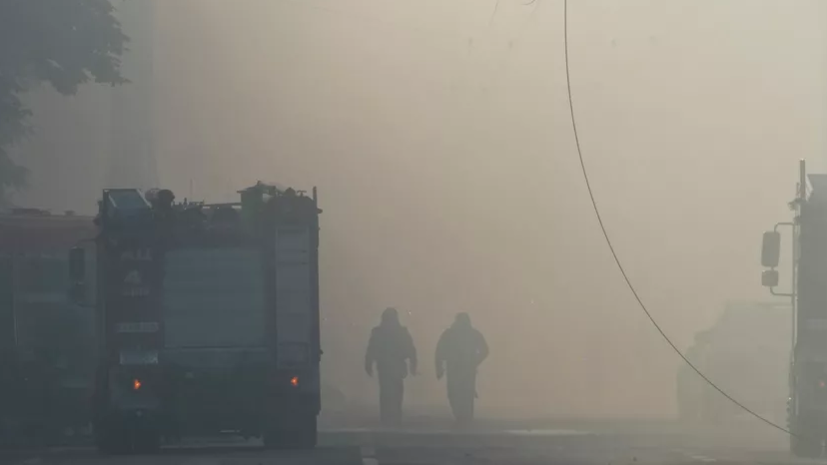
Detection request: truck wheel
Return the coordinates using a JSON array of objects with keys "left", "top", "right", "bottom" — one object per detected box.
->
[
  {"left": 95, "top": 422, "right": 129, "bottom": 455},
  {"left": 95, "top": 418, "right": 160, "bottom": 455},
  {"left": 789, "top": 420, "right": 822, "bottom": 459},
  {"left": 133, "top": 427, "right": 161, "bottom": 454},
  {"left": 790, "top": 434, "right": 822, "bottom": 458},
  {"left": 263, "top": 415, "right": 317, "bottom": 450}
]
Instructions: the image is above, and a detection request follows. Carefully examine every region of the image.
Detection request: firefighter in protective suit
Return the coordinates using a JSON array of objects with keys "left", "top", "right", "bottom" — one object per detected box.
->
[
  {"left": 365, "top": 308, "right": 418, "bottom": 425},
  {"left": 435, "top": 313, "right": 489, "bottom": 424}
]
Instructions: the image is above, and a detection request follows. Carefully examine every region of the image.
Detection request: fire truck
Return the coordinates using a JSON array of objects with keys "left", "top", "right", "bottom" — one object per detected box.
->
[
  {"left": 761, "top": 160, "right": 827, "bottom": 457},
  {"left": 68, "top": 183, "right": 322, "bottom": 453},
  {"left": 0, "top": 209, "right": 97, "bottom": 445}
]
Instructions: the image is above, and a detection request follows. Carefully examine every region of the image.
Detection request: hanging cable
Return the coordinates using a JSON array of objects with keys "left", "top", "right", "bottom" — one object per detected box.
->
[{"left": 562, "top": 0, "right": 795, "bottom": 438}]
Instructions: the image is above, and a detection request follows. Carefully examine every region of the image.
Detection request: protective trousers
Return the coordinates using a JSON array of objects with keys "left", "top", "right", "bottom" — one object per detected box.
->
[
  {"left": 447, "top": 367, "right": 477, "bottom": 423},
  {"left": 378, "top": 371, "right": 404, "bottom": 425}
]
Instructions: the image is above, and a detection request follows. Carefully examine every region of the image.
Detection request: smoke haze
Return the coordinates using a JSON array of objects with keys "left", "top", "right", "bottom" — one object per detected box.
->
[{"left": 10, "top": 0, "right": 827, "bottom": 419}]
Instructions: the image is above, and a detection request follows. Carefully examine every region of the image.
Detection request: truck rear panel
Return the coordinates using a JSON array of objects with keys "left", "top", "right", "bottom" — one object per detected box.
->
[{"left": 89, "top": 185, "right": 321, "bottom": 450}]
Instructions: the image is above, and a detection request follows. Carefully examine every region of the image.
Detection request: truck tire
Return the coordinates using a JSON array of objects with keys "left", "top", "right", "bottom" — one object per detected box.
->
[
  {"left": 133, "top": 427, "right": 161, "bottom": 454},
  {"left": 789, "top": 419, "right": 822, "bottom": 459},
  {"left": 95, "top": 421, "right": 129, "bottom": 455},
  {"left": 95, "top": 418, "right": 160, "bottom": 455},
  {"left": 790, "top": 434, "right": 822, "bottom": 458},
  {"left": 263, "top": 415, "right": 317, "bottom": 450}
]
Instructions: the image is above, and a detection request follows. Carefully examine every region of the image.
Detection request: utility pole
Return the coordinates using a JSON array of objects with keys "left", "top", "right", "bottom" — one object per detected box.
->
[{"left": 106, "top": 0, "right": 158, "bottom": 189}]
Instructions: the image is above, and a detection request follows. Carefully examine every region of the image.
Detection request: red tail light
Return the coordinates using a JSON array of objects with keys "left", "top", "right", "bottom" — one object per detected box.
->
[
  {"left": 290, "top": 376, "right": 299, "bottom": 387},
  {"left": 133, "top": 379, "right": 142, "bottom": 391}
]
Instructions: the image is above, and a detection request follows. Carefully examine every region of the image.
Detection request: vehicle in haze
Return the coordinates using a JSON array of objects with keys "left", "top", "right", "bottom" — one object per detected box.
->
[
  {"left": 676, "top": 301, "right": 789, "bottom": 425},
  {"left": 68, "top": 183, "right": 322, "bottom": 454},
  {"left": 761, "top": 160, "right": 827, "bottom": 457},
  {"left": 0, "top": 209, "right": 97, "bottom": 446}
]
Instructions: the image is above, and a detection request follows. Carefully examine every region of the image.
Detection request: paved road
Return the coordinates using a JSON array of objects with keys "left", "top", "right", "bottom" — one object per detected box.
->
[{"left": 0, "top": 421, "right": 814, "bottom": 465}]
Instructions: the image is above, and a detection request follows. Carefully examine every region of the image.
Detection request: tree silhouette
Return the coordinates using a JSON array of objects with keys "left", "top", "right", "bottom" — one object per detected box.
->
[{"left": 0, "top": 0, "right": 128, "bottom": 203}]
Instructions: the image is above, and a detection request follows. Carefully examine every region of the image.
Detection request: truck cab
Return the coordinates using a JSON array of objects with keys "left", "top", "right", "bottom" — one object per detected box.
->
[
  {"left": 69, "top": 183, "right": 322, "bottom": 454},
  {"left": 761, "top": 163, "right": 827, "bottom": 457},
  {"left": 0, "top": 209, "right": 96, "bottom": 446}
]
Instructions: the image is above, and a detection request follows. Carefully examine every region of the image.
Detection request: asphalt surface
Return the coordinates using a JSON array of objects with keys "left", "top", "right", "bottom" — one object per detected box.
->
[{"left": 0, "top": 419, "right": 815, "bottom": 465}]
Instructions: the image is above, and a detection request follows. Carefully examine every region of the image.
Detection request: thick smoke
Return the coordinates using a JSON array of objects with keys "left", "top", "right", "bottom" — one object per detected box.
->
[{"left": 12, "top": 0, "right": 827, "bottom": 419}]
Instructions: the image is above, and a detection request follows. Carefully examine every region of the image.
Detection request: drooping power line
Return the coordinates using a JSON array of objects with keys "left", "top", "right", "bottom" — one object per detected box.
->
[{"left": 561, "top": 0, "right": 795, "bottom": 438}]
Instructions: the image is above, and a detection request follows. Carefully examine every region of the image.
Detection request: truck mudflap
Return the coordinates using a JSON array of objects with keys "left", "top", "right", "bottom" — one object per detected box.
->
[
  {"left": 94, "top": 406, "right": 165, "bottom": 455},
  {"left": 263, "top": 403, "right": 318, "bottom": 450},
  {"left": 790, "top": 409, "right": 827, "bottom": 458}
]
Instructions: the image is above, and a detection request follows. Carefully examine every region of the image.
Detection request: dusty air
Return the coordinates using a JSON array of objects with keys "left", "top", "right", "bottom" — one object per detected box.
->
[{"left": 0, "top": 1, "right": 823, "bottom": 464}]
